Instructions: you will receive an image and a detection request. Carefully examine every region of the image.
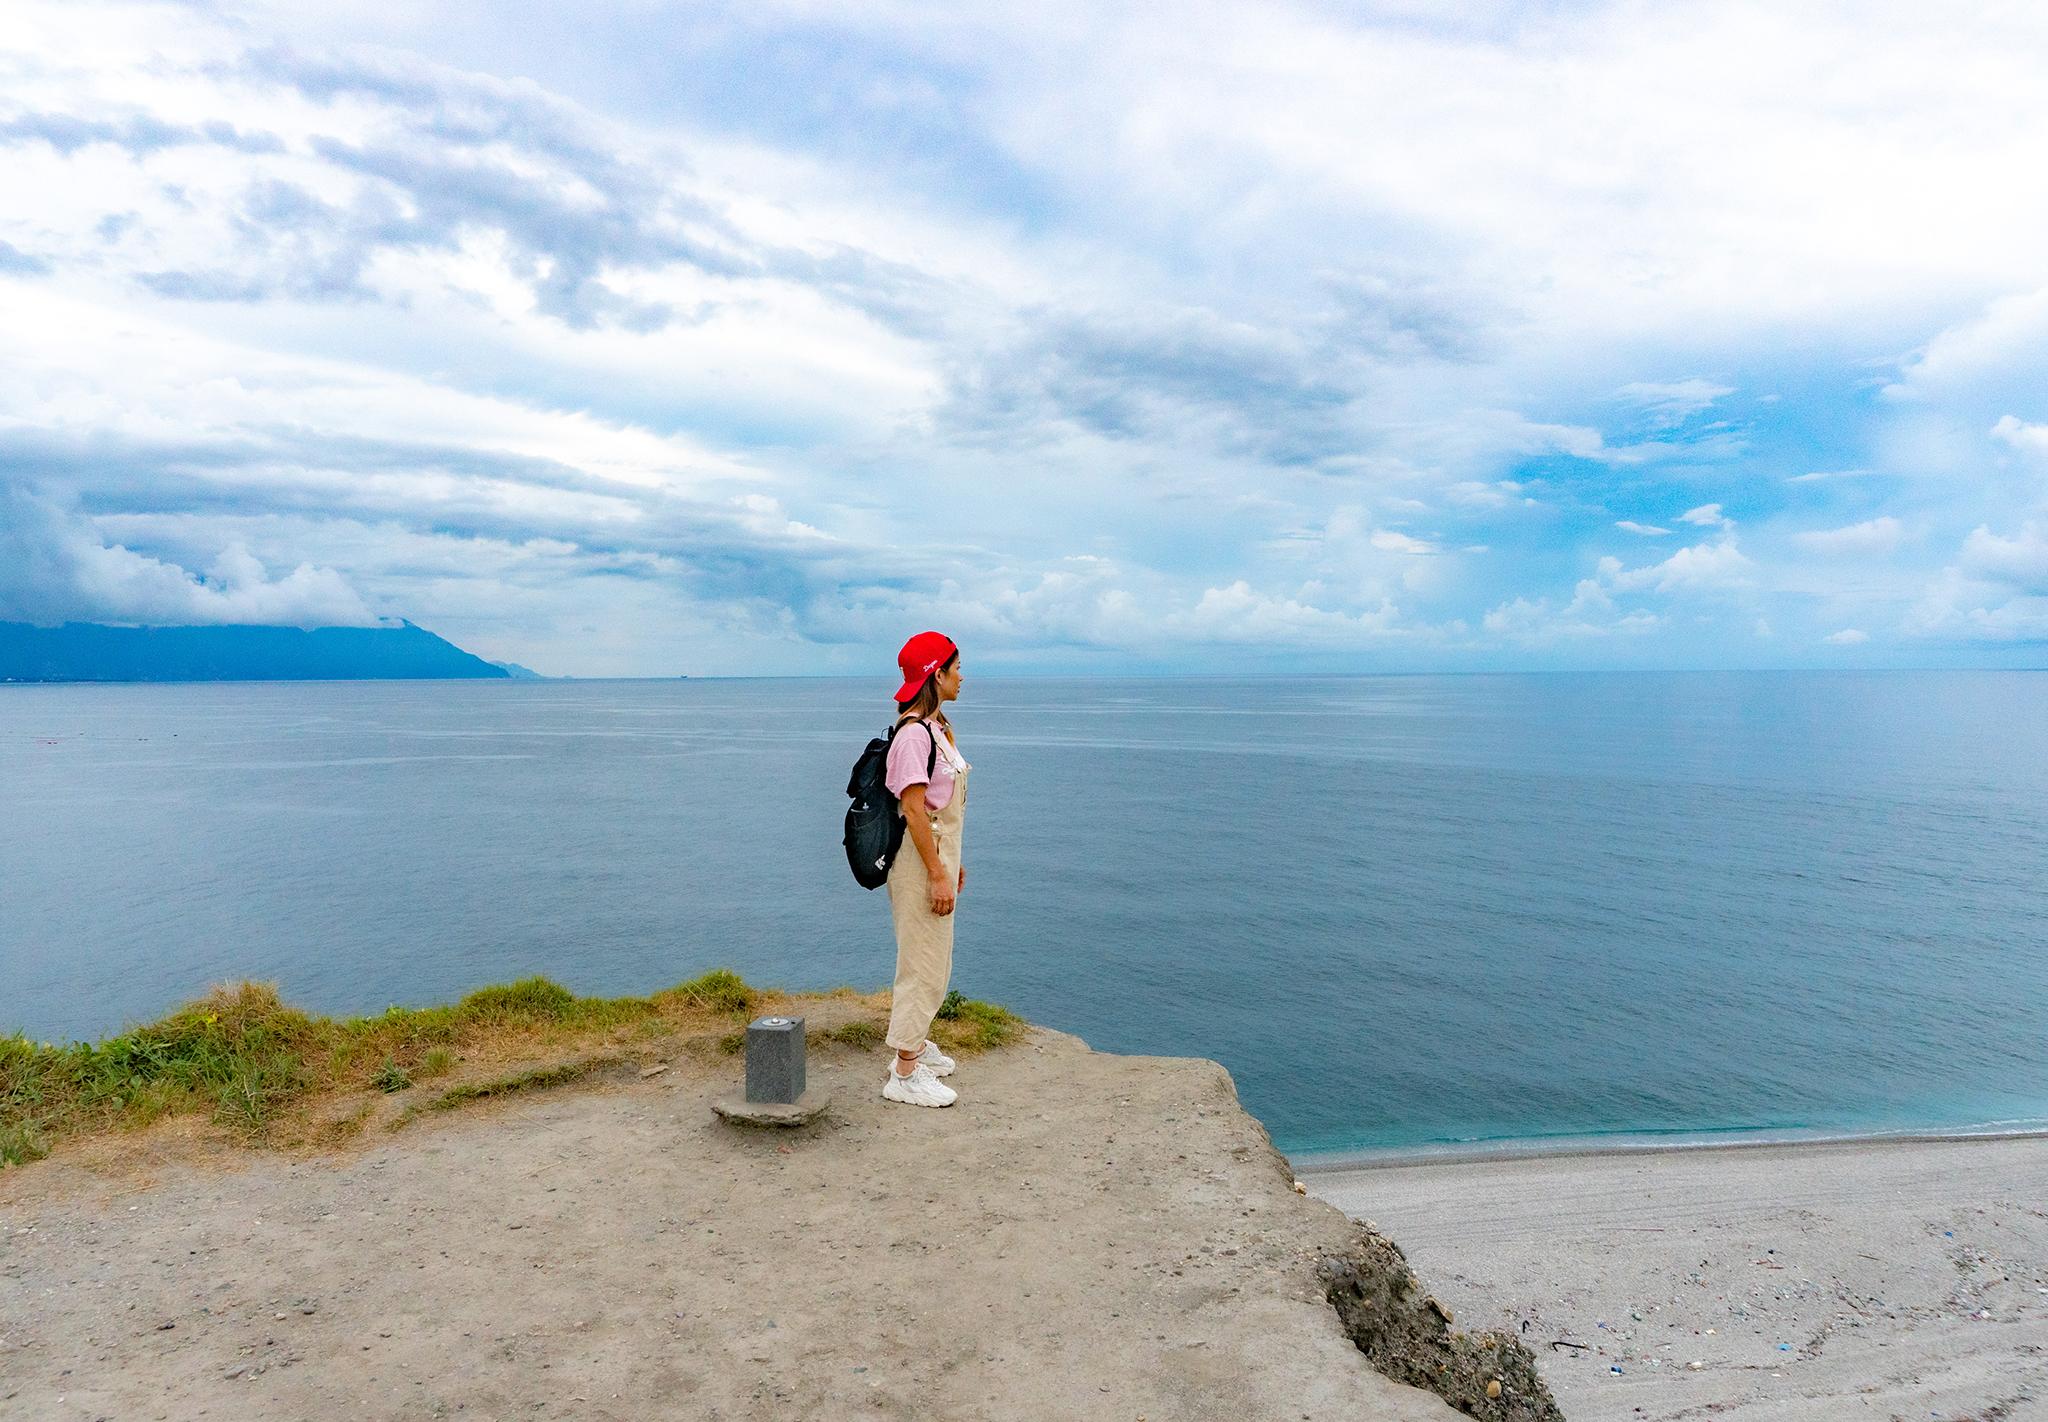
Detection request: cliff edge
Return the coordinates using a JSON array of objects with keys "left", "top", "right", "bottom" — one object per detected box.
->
[{"left": 0, "top": 1021, "right": 1558, "bottom": 1420}]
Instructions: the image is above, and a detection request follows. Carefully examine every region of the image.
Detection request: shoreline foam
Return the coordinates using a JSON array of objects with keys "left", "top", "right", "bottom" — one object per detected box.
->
[{"left": 1289, "top": 1119, "right": 2048, "bottom": 1172}]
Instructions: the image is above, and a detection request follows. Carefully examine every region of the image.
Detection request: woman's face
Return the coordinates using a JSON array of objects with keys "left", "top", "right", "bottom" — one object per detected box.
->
[{"left": 936, "top": 658, "right": 963, "bottom": 702}]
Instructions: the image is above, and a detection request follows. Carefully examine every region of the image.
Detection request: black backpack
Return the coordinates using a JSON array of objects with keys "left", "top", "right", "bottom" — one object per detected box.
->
[{"left": 844, "top": 715, "right": 936, "bottom": 889}]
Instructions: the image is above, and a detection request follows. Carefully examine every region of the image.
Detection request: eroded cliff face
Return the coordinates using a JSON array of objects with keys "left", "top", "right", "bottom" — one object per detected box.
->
[
  {"left": 1320, "top": 1227, "right": 1564, "bottom": 1421},
  {"left": 1212, "top": 1060, "right": 1564, "bottom": 1418}
]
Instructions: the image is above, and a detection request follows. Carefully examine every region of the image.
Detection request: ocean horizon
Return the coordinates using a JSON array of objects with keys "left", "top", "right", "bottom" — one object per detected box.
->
[{"left": 5, "top": 670, "right": 2044, "bottom": 1160}]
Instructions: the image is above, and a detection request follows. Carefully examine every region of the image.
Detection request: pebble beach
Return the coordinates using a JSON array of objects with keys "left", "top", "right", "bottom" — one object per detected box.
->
[{"left": 1304, "top": 1133, "right": 2048, "bottom": 1420}]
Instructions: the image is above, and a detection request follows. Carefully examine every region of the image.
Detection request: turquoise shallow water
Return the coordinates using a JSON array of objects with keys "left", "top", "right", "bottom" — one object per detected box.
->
[{"left": 4, "top": 672, "right": 2045, "bottom": 1157}]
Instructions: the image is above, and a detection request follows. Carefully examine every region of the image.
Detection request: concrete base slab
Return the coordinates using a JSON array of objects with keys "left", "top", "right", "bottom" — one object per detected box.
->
[{"left": 711, "top": 1088, "right": 832, "bottom": 1127}]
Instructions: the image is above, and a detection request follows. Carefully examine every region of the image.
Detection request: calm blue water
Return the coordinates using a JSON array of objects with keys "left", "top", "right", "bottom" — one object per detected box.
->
[{"left": 3, "top": 673, "right": 2045, "bottom": 1158}]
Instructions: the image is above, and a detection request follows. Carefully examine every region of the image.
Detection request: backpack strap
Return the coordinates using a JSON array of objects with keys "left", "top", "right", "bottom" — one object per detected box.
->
[{"left": 890, "top": 713, "right": 939, "bottom": 780}]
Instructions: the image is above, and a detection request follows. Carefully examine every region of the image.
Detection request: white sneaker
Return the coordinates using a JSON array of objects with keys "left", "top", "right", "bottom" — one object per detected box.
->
[
  {"left": 882, "top": 1062, "right": 957, "bottom": 1108},
  {"left": 915, "top": 1040, "right": 956, "bottom": 1077}
]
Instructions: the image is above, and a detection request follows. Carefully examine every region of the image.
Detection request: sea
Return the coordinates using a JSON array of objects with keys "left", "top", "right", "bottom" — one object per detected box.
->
[{"left": 4, "top": 672, "right": 2044, "bottom": 1163}]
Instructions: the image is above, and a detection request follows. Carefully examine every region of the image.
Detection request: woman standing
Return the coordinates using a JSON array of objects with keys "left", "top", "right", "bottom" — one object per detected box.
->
[{"left": 881, "top": 631, "right": 970, "bottom": 1107}]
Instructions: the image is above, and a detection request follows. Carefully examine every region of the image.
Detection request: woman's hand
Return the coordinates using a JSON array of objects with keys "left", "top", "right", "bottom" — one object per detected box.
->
[{"left": 929, "top": 864, "right": 956, "bottom": 916}]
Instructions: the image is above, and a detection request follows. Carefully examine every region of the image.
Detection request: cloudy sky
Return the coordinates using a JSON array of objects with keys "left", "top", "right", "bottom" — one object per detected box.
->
[{"left": 3, "top": 0, "right": 2046, "bottom": 675}]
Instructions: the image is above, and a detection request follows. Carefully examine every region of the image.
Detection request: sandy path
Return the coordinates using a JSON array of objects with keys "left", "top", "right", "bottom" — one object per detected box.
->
[
  {"left": 0, "top": 1028, "right": 1456, "bottom": 1422},
  {"left": 1304, "top": 1136, "right": 2048, "bottom": 1421}
]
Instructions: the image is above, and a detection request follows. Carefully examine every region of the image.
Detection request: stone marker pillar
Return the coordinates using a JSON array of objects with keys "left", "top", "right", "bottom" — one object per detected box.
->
[
  {"left": 712, "top": 1014, "right": 830, "bottom": 1128},
  {"left": 745, "top": 1015, "right": 805, "bottom": 1104}
]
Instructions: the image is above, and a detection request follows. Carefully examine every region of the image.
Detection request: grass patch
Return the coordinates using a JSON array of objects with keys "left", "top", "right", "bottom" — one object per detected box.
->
[
  {"left": 426, "top": 1059, "right": 605, "bottom": 1111},
  {"left": 824, "top": 1020, "right": 885, "bottom": 1050},
  {"left": 456, "top": 977, "right": 577, "bottom": 1020},
  {"left": 1, "top": 983, "right": 321, "bottom": 1144},
  {"left": 309, "top": 1100, "right": 375, "bottom": 1149},
  {"left": 2, "top": 972, "right": 1027, "bottom": 1165},
  {"left": 0, "top": 970, "right": 776, "bottom": 1164},
  {"left": 659, "top": 969, "right": 756, "bottom": 1015},
  {"left": 930, "top": 996, "right": 1023, "bottom": 1053},
  {"left": 1, "top": 1121, "right": 49, "bottom": 1167}
]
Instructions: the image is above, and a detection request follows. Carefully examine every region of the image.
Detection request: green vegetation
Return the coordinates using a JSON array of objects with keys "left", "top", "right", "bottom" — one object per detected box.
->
[
  {"left": 0, "top": 971, "right": 1023, "bottom": 1168},
  {"left": 931, "top": 995, "right": 1022, "bottom": 1052},
  {"left": 804, "top": 992, "right": 1020, "bottom": 1055},
  {"left": 1, "top": 1122, "right": 49, "bottom": 1167},
  {"left": 659, "top": 969, "right": 756, "bottom": 1015},
  {"left": 1, "top": 984, "right": 326, "bottom": 1151},
  {"left": 453, "top": 977, "right": 580, "bottom": 1018},
  {"left": 824, "top": 1020, "right": 884, "bottom": 1050},
  {"left": 0, "top": 970, "right": 759, "bottom": 1165},
  {"left": 423, "top": 1059, "right": 605, "bottom": 1111},
  {"left": 819, "top": 991, "right": 1019, "bottom": 1055}
]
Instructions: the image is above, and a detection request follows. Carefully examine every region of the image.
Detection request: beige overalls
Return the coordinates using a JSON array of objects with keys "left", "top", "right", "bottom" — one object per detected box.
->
[{"left": 885, "top": 724, "right": 968, "bottom": 1052}]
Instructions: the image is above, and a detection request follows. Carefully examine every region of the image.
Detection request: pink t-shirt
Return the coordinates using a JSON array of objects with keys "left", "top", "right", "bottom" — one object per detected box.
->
[{"left": 885, "top": 719, "right": 966, "bottom": 813}]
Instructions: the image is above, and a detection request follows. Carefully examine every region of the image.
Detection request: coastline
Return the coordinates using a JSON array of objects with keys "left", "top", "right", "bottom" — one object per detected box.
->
[
  {"left": 1289, "top": 1119, "right": 2048, "bottom": 1173},
  {"left": 1302, "top": 1131, "right": 2048, "bottom": 1420}
]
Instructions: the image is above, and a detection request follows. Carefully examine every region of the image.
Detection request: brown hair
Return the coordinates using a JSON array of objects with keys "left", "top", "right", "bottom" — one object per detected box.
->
[{"left": 895, "top": 651, "right": 958, "bottom": 726}]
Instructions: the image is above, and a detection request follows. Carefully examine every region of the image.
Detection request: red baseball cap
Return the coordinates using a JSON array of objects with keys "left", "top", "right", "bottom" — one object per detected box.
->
[{"left": 893, "top": 630, "right": 958, "bottom": 703}]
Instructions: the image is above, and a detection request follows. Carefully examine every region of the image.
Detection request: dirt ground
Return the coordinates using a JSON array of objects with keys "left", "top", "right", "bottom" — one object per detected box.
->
[{"left": 0, "top": 1024, "right": 1459, "bottom": 1422}]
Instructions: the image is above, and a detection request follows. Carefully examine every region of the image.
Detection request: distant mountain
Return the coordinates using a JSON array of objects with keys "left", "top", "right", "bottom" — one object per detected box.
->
[
  {"left": 0, "top": 621, "right": 511, "bottom": 683},
  {"left": 490, "top": 660, "right": 546, "bottom": 680}
]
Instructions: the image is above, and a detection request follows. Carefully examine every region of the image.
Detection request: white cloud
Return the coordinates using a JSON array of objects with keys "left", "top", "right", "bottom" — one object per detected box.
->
[
  {"left": 1444, "top": 480, "right": 1529, "bottom": 510},
  {"left": 1480, "top": 583, "right": 1659, "bottom": 644},
  {"left": 1608, "top": 538, "right": 1754, "bottom": 594},
  {"left": 1170, "top": 580, "right": 1407, "bottom": 645},
  {"left": 1368, "top": 529, "right": 1437, "bottom": 555},
  {"left": 1902, "top": 528, "right": 2048, "bottom": 645},
  {"left": 1992, "top": 415, "right": 2048, "bottom": 456},
  {"left": 1908, "top": 599, "right": 2048, "bottom": 640},
  {"left": 1823, "top": 627, "right": 1868, "bottom": 645},
  {"left": 1617, "top": 379, "right": 1733, "bottom": 426},
  {"left": 1793, "top": 516, "right": 1905, "bottom": 556},
  {"left": 1480, "top": 537, "right": 1755, "bottom": 646},
  {"left": 3, "top": 0, "right": 2046, "bottom": 669},
  {"left": 1888, "top": 287, "right": 2048, "bottom": 400},
  {"left": 0, "top": 487, "right": 377, "bottom": 627},
  {"left": 927, "top": 1, "right": 2048, "bottom": 340},
  {"left": 1960, "top": 522, "right": 2048, "bottom": 593}
]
